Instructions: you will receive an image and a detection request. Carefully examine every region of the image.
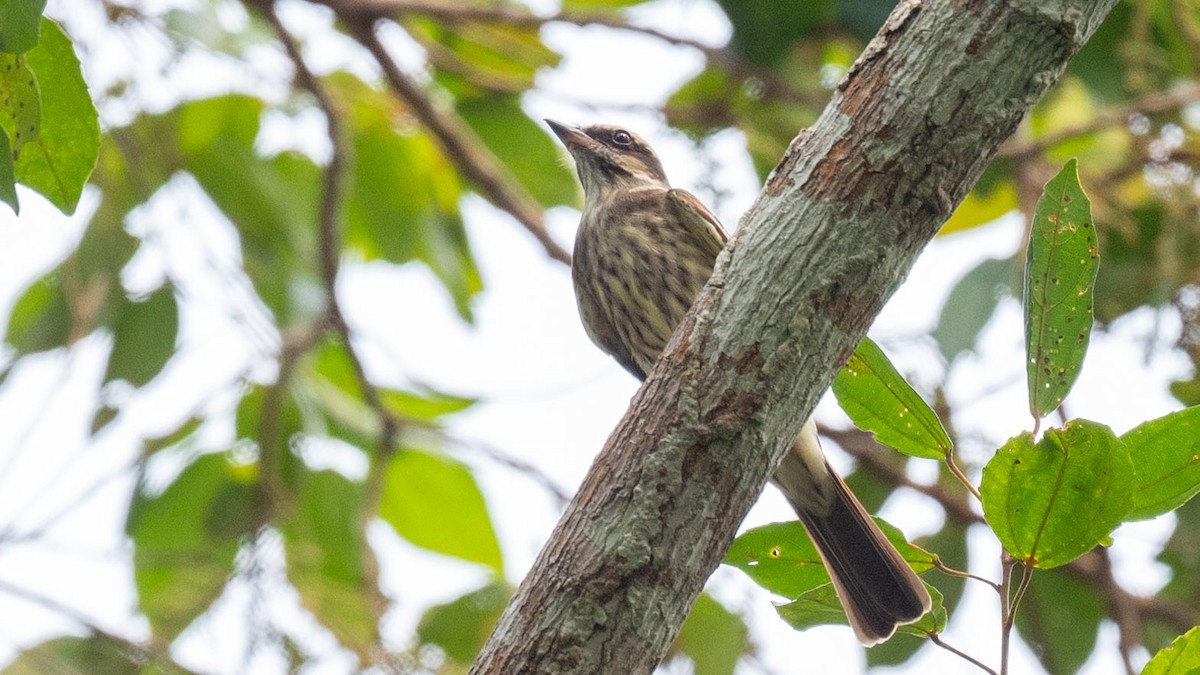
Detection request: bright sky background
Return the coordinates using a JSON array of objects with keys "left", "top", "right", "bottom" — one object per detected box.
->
[{"left": 0, "top": 1, "right": 1189, "bottom": 673}]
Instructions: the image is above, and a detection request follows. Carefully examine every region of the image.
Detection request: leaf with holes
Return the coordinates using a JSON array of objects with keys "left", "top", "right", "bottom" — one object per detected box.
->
[
  {"left": 833, "top": 336, "right": 951, "bottom": 460},
  {"left": 1024, "top": 159, "right": 1098, "bottom": 419},
  {"left": 722, "top": 519, "right": 935, "bottom": 600},
  {"left": 13, "top": 19, "right": 97, "bottom": 215},
  {"left": 776, "top": 582, "right": 944, "bottom": 638},
  {"left": 981, "top": 420, "right": 1132, "bottom": 568}
]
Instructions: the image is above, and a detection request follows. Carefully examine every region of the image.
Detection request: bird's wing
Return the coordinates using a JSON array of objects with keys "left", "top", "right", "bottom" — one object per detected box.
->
[{"left": 666, "top": 188, "right": 729, "bottom": 258}]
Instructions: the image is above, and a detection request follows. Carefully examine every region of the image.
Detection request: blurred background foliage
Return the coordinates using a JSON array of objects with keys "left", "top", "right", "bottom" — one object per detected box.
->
[{"left": 0, "top": 0, "right": 1199, "bottom": 673}]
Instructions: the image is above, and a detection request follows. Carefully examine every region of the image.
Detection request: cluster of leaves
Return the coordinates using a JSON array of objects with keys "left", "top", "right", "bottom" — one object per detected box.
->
[
  {"left": 0, "top": 0, "right": 744, "bottom": 672},
  {"left": 723, "top": 162, "right": 1200, "bottom": 673}
]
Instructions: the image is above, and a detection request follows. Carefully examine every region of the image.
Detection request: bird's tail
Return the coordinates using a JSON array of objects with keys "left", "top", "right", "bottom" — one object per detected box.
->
[{"left": 771, "top": 420, "right": 931, "bottom": 645}]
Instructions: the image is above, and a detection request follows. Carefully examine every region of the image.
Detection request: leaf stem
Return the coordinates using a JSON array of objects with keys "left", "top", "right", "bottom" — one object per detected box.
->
[
  {"left": 999, "top": 555, "right": 1034, "bottom": 675},
  {"left": 934, "top": 559, "right": 1000, "bottom": 591},
  {"left": 944, "top": 450, "right": 982, "bottom": 500},
  {"left": 930, "top": 633, "right": 998, "bottom": 675}
]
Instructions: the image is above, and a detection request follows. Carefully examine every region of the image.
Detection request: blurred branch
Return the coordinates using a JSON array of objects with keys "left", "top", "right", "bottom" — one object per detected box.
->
[
  {"left": 1000, "top": 83, "right": 1200, "bottom": 159},
  {"left": 329, "top": 12, "right": 572, "bottom": 264},
  {"left": 0, "top": 577, "right": 189, "bottom": 672},
  {"left": 1090, "top": 548, "right": 1140, "bottom": 675},
  {"left": 326, "top": 0, "right": 819, "bottom": 107},
  {"left": 445, "top": 434, "right": 571, "bottom": 508},
  {"left": 819, "top": 424, "right": 982, "bottom": 525},
  {"left": 258, "top": 1, "right": 399, "bottom": 452}
]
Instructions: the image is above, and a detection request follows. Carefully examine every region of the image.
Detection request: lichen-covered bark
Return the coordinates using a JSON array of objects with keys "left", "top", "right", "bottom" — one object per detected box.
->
[{"left": 471, "top": 1, "right": 1118, "bottom": 673}]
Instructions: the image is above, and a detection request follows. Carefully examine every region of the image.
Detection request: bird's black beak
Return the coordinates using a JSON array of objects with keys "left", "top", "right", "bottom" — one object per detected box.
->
[{"left": 545, "top": 119, "right": 593, "bottom": 153}]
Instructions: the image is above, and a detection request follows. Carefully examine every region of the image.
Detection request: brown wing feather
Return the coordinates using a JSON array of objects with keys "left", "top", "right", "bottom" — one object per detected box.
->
[{"left": 666, "top": 188, "right": 728, "bottom": 256}]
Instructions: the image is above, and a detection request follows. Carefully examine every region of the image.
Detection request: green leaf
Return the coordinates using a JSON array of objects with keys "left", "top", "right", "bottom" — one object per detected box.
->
[
  {"left": 0, "top": 130, "right": 15, "bottom": 213},
  {"left": 176, "top": 96, "right": 320, "bottom": 324},
  {"left": 981, "top": 420, "right": 1133, "bottom": 568},
  {"left": 723, "top": 519, "right": 935, "bottom": 600},
  {"left": 1142, "top": 625, "right": 1200, "bottom": 675},
  {"left": 405, "top": 16, "right": 559, "bottom": 96},
  {"left": 1122, "top": 407, "right": 1200, "bottom": 521},
  {"left": 3, "top": 271, "right": 69, "bottom": 353},
  {"left": 0, "top": 635, "right": 195, "bottom": 675},
  {"left": 776, "top": 582, "right": 944, "bottom": 639},
  {"left": 379, "top": 449, "right": 503, "bottom": 572},
  {"left": 934, "top": 257, "right": 1013, "bottom": 362},
  {"left": 833, "top": 336, "right": 952, "bottom": 460},
  {"left": 715, "top": 0, "right": 836, "bottom": 66},
  {"left": 1024, "top": 159, "right": 1098, "bottom": 419},
  {"left": 380, "top": 388, "right": 475, "bottom": 422},
  {"left": 282, "top": 469, "right": 380, "bottom": 656},
  {"left": 458, "top": 97, "right": 577, "bottom": 208},
  {"left": 104, "top": 286, "right": 178, "bottom": 387},
  {"left": 127, "top": 452, "right": 256, "bottom": 642},
  {"left": 0, "top": 53, "right": 41, "bottom": 155},
  {"left": 0, "top": 0, "right": 46, "bottom": 53},
  {"left": 13, "top": 19, "right": 98, "bottom": 215},
  {"left": 1014, "top": 568, "right": 1104, "bottom": 675},
  {"left": 671, "top": 593, "right": 748, "bottom": 675},
  {"left": 417, "top": 581, "right": 512, "bottom": 664}
]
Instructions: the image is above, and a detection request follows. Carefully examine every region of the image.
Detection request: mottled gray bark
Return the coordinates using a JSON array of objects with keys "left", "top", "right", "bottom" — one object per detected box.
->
[{"left": 471, "top": 0, "right": 1118, "bottom": 673}]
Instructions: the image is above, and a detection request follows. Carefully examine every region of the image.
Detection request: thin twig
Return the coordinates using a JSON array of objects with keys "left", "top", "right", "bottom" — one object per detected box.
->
[
  {"left": 998, "top": 554, "right": 1016, "bottom": 675},
  {"left": 1000, "top": 557, "right": 1034, "bottom": 675},
  {"left": 446, "top": 435, "right": 571, "bottom": 507},
  {"left": 258, "top": 0, "right": 400, "bottom": 456},
  {"left": 930, "top": 633, "right": 998, "bottom": 675}
]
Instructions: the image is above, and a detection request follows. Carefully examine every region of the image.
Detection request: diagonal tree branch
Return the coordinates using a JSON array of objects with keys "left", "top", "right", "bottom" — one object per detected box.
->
[{"left": 468, "top": 1, "right": 1119, "bottom": 672}]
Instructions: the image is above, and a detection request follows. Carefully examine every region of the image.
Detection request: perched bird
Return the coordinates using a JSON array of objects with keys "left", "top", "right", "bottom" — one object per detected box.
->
[{"left": 547, "top": 119, "right": 931, "bottom": 645}]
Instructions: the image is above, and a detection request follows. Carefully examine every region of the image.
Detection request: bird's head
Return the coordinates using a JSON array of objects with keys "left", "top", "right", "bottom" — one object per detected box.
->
[{"left": 545, "top": 120, "right": 669, "bottom": 198}]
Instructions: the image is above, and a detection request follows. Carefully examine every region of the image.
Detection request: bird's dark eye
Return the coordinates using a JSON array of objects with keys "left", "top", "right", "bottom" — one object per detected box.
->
[{"left": 612, "top": 130, "right": 633, "bottom": 146}]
